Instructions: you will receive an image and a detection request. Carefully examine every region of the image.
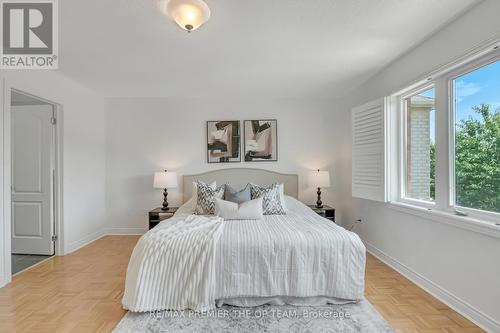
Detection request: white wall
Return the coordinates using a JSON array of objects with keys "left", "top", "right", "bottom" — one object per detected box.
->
[
  {"left": 330, "top": 0, "right": 500, "bottom": 331},
  {"left": 0, "top": 70, "right": 107, "bottom": 285},
  {"left": 1, "top": 2, "right": 497, "bottom": 329},
  {"left": 105, "top": 98, "right": 338, "bottom": 233}
]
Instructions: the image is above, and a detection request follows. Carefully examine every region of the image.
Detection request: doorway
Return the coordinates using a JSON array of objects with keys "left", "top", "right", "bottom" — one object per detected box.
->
[{"left": 10, "top": 90, "right": 58, "bottom": 274}]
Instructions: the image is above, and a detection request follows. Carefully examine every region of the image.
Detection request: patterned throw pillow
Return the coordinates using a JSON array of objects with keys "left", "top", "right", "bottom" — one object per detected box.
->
[
  {"left": 250, "top": 183, "right": 286, "bottom": 215},
  {"left": 195, "top": 181, "right": 225, "bottom": 215}
]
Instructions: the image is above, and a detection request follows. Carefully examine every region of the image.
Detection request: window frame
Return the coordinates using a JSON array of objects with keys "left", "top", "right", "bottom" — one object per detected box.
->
[
  {"left": 444, "top": 53, "right": 500, "bottom": 222},
  {"left": 391, "top": 46, "right": 500, "bottom": 225},
  {"left": 397, "top": 83, "right": 436, "bottom": 209}
]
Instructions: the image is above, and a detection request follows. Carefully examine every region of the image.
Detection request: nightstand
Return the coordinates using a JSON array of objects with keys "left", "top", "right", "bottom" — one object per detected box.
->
[
  {"left": 149, "top": 207, "right": 178, "bottom": 230},
  {"left": 308, "top": 205, "right": 335, "bottom": 223}
]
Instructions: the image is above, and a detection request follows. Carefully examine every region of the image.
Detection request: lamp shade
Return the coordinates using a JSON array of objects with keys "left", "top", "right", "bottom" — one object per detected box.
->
[
  {"left": 153, "top": 171, "right": 178, "bottom": 189},
  {"left": 309, "top": 170, "right": 331, "bottom": 188},
  {"left": 162, "top": 0, "right": 211, "bottom": 32}
]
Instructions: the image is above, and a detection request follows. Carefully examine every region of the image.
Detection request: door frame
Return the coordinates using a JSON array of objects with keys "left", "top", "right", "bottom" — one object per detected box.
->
[{"left": 1, "top": 83, "right": 63, "bottom": 286}]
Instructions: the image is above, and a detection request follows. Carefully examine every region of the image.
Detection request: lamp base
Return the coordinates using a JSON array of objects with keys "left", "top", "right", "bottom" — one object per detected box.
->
[
  {"left": 161, "top": 188, "right": 169, "bottom": 211},
  {"left": 315, "top": 187, "right": 323, "bottom": 208}
]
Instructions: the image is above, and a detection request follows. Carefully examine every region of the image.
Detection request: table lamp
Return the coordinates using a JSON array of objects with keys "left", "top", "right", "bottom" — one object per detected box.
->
[
  {"left": 309, "top": 169, "right": 331, "bottom": 208},
  {"left": 153, "top": 170, "right": 178, "bottom": 210}
]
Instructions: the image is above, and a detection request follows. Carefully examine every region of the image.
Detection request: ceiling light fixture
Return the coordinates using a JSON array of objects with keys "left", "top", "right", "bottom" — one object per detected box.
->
[{"left": 159, "top": 0, "right": 211, "bottom": 33}]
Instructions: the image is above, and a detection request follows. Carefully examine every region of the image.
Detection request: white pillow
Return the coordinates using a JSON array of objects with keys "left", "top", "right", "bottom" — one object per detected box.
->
[
  {"left": 215, "top": 197, "right": 263, "bottom": 220},
  {"left": 278, "top": 183, "right": 287, "bottom": 210},
  {"left": 182, "top": 181, "right": 217, "bottom": 212}
]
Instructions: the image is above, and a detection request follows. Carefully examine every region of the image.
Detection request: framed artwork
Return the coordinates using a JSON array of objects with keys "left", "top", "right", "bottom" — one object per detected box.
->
[
  {"left": 244, "top": 119, "right": 278, "bottom": 161},
  {"left": 206, "top": 121, "right": 241, "bottom": 163}
]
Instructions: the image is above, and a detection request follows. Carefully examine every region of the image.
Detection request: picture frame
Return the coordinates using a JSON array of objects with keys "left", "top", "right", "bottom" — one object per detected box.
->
[
  {"left": 206, "top": 121, "right": 241, "bottom": 163},
  {"left": 243, "top": 119, "right": 278, "bottom": 162}
]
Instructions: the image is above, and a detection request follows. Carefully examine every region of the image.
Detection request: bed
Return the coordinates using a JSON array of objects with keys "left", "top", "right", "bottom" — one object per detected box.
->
[{"left": 122, "top": 168, "right": 366, "bottom": 312}]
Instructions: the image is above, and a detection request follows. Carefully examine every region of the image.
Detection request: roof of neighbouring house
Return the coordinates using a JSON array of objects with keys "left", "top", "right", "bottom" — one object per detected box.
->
[{"left": 410, "top": 95, "right": 435, "bottom": 108}]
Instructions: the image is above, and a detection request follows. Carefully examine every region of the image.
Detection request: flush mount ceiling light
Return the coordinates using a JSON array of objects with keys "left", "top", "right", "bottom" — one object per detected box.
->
[{"left": 158, "top": 0, "right": 211, "bottom": 32}]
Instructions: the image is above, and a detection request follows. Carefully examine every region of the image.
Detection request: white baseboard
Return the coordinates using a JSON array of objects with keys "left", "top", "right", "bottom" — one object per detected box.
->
[
  {"left": 62, "top": 227, "right": 145, "bottom": 255},
  {"left": 104, "top": 227, "right": 147, "bottom": 235},
  {"left": 64, "top": 229, "right": 106, "bottom": 254},
  {"left": 0, "top": 274, "right": 6, "bottom": 288},
  {"left": 365, "top": 242, "right": 500, "bottom": 333}
]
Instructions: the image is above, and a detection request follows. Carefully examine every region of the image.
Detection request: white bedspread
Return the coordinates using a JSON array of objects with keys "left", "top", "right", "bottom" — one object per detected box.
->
[
  {"left": 122, "top": 215, "right": 224, "bottom": 312},
  {"left": 123, "top": 197, "right": 366, "bottom": 312},
  {"left": 213, "top": 197, "right": 366, "bottom": 303}
]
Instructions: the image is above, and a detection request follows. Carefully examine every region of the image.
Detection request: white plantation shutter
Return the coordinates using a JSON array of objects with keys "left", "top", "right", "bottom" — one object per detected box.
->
[{"left": 352, "top": 98, "right": 388, "bottom": 202}]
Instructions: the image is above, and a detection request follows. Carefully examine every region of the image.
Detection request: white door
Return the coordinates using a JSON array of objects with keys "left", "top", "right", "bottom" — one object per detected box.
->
[{"left": 11, "top": 105, "right": 55, "bottom": 255}]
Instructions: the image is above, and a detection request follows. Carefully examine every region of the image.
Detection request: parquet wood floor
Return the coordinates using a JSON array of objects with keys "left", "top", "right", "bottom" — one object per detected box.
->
[
  {"left": 364, "top": 253, "right": 484, "bottom": 333},
  {"left": 0, "top": 235, "right": 484, "bottom": 332}
]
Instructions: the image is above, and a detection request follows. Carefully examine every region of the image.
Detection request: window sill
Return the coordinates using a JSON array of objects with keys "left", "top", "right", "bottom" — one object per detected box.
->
[{"left": 387, "top": 201, "right": 500, "bottom": 240}]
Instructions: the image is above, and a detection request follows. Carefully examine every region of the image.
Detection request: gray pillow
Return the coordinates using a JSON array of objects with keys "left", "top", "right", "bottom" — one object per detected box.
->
[{"left": 225, "top": 184, "right": 251, "bottom": 204}]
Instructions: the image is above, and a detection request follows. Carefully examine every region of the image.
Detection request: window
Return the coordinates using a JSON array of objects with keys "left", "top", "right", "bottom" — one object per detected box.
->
[
  {"left": 390, "top": 44, "right": 500, "bottom": 224},
  {"left": 452, "top": 60, "right": 500, "bottom": 214},
  {"left": 403, "top": 87, "right": 436, "bottom": 202}
]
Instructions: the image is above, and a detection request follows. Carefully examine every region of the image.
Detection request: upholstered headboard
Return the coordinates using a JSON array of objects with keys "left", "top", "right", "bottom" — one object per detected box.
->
[{"left": 183, "top": 168, "right": 298, "bottom": 202}]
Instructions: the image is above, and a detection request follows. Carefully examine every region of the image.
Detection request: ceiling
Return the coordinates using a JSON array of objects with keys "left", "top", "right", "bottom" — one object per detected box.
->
[{"left": 59, "top": 0, "right": 478, "bottom": 99}]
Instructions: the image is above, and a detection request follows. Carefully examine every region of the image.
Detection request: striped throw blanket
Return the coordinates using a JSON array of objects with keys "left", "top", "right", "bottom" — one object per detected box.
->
[{"left": 122, "top": 214, "right": 224, "bottom": 312}]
